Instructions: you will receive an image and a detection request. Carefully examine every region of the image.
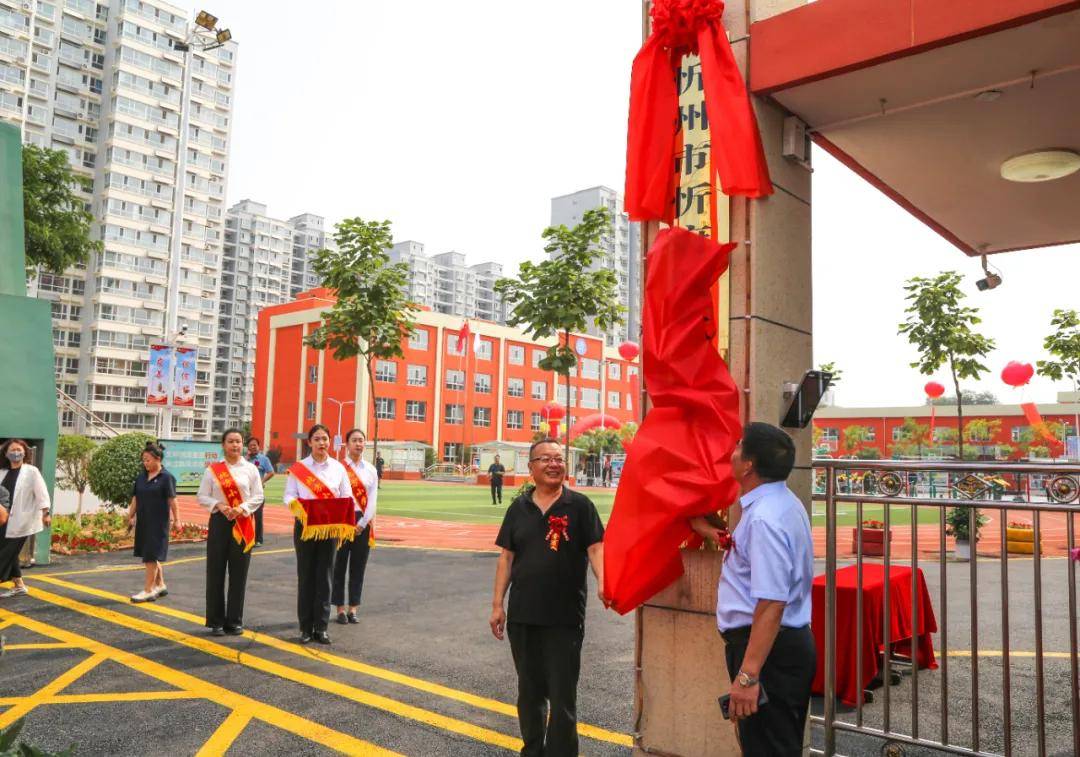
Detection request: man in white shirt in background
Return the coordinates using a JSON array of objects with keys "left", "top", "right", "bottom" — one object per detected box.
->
[
  {"left": 332, "top": 428, "right": 378, "bottom": 625},
  {"left": 690, "top": 422, "right": 815, "bottom": 756},
  {"left": 197, "top": 428, "right": 264, "bottom": 636}
]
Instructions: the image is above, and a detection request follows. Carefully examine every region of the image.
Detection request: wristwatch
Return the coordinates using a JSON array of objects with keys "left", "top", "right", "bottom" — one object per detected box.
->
[{"left": 736, "top": 671, "right": 759, "bottom": 687}]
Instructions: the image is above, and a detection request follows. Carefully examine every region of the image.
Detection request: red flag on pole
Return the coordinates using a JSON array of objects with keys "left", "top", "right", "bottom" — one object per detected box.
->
[
  {"left": 603, "top": 227, "right": 742, "bottom": 614},
  {"left": 457, "top": 321, "right": 471, "bottom": 357}
]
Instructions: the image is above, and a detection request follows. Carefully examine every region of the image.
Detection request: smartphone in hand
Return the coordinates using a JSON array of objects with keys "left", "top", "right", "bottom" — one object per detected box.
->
[{"left": 718, "top": 684, "right": 769, "bottom": 720}]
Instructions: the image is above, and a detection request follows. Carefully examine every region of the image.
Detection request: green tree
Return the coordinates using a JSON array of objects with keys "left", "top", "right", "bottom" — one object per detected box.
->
[
  {"left": 841, "top": 425, "right": 871, "bottom": 457},
  {"left": 898, "top": 272, "right": 995, "bottom": 460},
  {"left": 1038, "top": 308, "right": 1080, "bottom": 451},
  {"left": 23, "top": 144, "right": 101, "bottom": 274},
  {"left": 891, "top": 417, "right": 930, "bottom": 458},
  {"left": 56, "top": 434, "right": 96, "bottom": 526},
  {"left": 304, "top": 218, "right": 418, "bottom": 465},
  {"left": 818, "top": 361, "right": 842, "bottom": 384},
  {"left": 495, "top": 207, "right": 624, "bottom": 459},
  {"left": 929, "top": 390, "right": 999, "bottom": 406},
  {"left": 574, "top": 427, "right": 623, "bottom": 458},
  {"left": 87, "top": 432, "right": 154, "bottom": 509}
]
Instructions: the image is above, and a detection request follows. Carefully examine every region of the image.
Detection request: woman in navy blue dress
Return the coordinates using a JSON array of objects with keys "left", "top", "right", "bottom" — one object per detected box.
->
[{"left": 126, "top": 441, "right": 177, "bottom": 603}]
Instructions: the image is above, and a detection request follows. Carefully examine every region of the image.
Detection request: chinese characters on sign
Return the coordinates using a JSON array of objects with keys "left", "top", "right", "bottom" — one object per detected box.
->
[{"left": 145, "top": 345, "right": 197, "bottom": 407}]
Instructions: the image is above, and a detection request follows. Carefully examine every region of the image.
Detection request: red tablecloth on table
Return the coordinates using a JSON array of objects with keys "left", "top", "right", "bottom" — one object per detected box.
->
[{"left": 811, "top": 564, "right": 938, "bottom": 706}]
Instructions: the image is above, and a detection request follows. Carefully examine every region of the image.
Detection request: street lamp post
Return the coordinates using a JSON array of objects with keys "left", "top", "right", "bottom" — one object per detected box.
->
[
  {"left": 325, "top": 398, "right": 355, "bottom": 458},
  {"left": 161, "top": 10, "right": 232, "bottom": 440}
]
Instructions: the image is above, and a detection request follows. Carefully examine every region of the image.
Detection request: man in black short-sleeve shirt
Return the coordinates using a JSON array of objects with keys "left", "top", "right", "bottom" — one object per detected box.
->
[{"left": 491, "top": 439, "right": 606, "bottom": 756}]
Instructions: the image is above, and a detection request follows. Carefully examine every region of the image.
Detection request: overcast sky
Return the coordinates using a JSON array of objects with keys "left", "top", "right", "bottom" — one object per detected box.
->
[{"left": 212, "top": 0, "right": 1080, "bottom": 409}]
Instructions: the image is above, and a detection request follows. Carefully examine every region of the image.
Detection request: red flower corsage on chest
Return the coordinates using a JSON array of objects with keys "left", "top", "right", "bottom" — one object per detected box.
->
[{"left": 547, "top": 515, "right": 570, "bottom": 552}]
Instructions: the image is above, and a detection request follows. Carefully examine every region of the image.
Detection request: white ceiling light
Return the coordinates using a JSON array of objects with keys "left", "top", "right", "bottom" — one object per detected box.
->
[{"left": 1000, "top": 149, "right": 1080, "bottom": 183}]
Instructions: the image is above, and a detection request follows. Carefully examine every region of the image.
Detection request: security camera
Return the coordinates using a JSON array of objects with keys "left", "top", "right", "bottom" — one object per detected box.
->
[{"left": 975, "top": 254, "right": 1002, "bottom": 291}]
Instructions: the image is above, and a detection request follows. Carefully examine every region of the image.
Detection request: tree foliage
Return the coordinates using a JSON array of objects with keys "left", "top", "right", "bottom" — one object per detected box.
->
[
  {"left": 929, "top": 390, "right": 999, "bottom": 406},
  {"left": 1038, "top": 309, "right": 1080, "bottom": 389},
  {"left": 87, "top": 432, "right": 154, "bottom": 508},
  {"left": 56, "top": 434, "right": 96, "bottom": 525},
  {"left": 23, "top": 144, "right": 101, "bottom": 274},
  {"left": 495, "top": 207, "right": 624, "bottom": 457},
  {"left": 818, "top": 361, "right": 842, "bottom": 385},
  {"left": 304, "top": 218, "right": 418, "bottom": 463},
  {"left": 891, "top": 417, "right": 930, "bottom": 458},
  {"left": 841, "top": 425, "right": 871, "bottom": 456},
  {"left": 898, "top": 272, "right": 995, "bottom": 460}
]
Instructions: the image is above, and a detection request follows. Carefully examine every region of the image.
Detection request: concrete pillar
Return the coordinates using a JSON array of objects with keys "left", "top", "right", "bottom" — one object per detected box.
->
[{"left": 633, "top": 2, "right": 812, "bottom": 755}]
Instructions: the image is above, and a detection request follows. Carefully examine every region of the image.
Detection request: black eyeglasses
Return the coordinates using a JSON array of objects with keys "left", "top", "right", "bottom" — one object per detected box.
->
[{"left": 530, "top": 456, "right": 566, "bottom": 466}]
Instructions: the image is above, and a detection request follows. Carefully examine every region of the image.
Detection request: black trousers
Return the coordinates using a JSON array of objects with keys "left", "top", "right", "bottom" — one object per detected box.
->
[
  {"left": 205, "top": 512, "right": 252, "bottom": 629},
  {"left": 293, "top": 520, "right": 337, "bottom": 634},
  {"left": 254, "top": 505, "right": 264, "bottom": 543},
  {"left": 601, "top": 469, "right": 611, "bottom": 486},
  {"left": 723, "top": 624, "right": 816, "bottom": 757},
  {"left": 491, "top": 479, "right": 503, "bottom": 504},
  {"left": 331, "top": 524, "right": 371, "bottom": 607},
  {"left": 0, "top": 532, "right": 26, "bottom": 583},
  {"left": 507, "top": 622, "right": 583, "bottom": 757}
]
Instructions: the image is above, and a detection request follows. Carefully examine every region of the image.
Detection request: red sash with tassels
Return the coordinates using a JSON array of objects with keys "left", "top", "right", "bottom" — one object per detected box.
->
[
  {"left": 344, "top": 462, "right": 375, "bottom": 548},
  {"left": 287, "top": 462, "right": 356, "bottom": 542},
  {"left": 209, "top": 461, "right": 255, "bottom": 553}
]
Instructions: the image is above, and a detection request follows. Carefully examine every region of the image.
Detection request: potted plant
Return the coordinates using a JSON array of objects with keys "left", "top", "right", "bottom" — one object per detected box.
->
[
  {"left": 945, "top": 506, "right": 988, "bottom": 560},
  {"left": 1005, "top": 520, "right": 1038, "bottom": 555},
  {"left": 853, "top": 519, "right": 891, "bottom": 557}
]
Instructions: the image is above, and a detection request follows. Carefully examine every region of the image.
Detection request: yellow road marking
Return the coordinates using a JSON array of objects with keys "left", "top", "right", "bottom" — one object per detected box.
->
[
  {"left": 0, "top": 691, "right": 202, "bottom": 705},
  {"left": 0, "top": 652, "right": 106, "bottom": 729},
  {"left": 196, "top": 709, "right": 253, "bottom": 757},
  {"left": 948, "top": 649, "right": 1075, "bottom": 659},
  {"left": 3, "top": 643, "right": 79, "bottom": 650},
  {"left": 23, "top": 584, "right": 523, "bottom": 752},
  {"left": 39, "top": 548, "right": 295, "bottom": 578},
  {"left": 30, "top": 574, "right": 632, "bottom": 748},
  {"left": 0, "top": 607, "right": 396, "bottom": 756}
]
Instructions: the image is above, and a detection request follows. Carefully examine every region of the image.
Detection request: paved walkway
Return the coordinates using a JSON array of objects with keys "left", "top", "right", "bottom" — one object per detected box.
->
[{"left": 176, "top": 498, "right": 1074, "bottom": 557}]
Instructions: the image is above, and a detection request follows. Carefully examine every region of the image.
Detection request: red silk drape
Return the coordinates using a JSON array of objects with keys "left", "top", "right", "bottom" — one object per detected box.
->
[
  {"left": 603, "top": 227, "right": 742, "bottom": 614},
  {"left": 625, "top": 0, "right": 772, "bottom": 223}
]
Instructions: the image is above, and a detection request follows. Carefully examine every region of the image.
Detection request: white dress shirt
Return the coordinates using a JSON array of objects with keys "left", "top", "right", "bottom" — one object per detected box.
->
[
  {"left": 196, "top": 458, "right": 265, "bottom": 516},
  {"left": 342, "top": 455, "right": 378, "bottom": 529},
  {"left": 283, "top": 455, "right": 353, "bottom": 507},
  {"left": 1, "top": 464, "right": 50, "bottom": 539}
]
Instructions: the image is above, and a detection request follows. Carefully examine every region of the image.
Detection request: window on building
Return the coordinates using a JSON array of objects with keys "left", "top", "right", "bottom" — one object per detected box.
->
[
  {"left": 532, "top": 349, "right": 546, "bottom": 368},
  {"left": 445, "top": 370, "right": 464, "bottom": 391},
  {"left": 407, "top": 364, "right": 427, "bottom": 386},
  {"left": 508, "top": 345, "right": 525, "bottom": 365},
  {"left": 628, "top": 366, "right": 639, "bottom": 379},
  {"left": 405, "top": 400, "right": 426, "bottom": 422},
  {"left": 305, "top": 400, "right": 316, "bottom": 420},
  {"left": 821, "top": 428, "right": 839, "bottom": 443},
  {"left": 375, "top": 397, "right": 396, "bottom": 420},
  {"left": 474, "top": 407, "right": 491, "bottom": 427},
  {"left": 531, "top": 381, "right": 547, "bottom": 401},
  {"left": 375, "top": 360, "right": 397, "bottom": 383},
  {"left": 865, "top": 428, "right": 877, "bottom": 441},
  {"left": 531, "top": 412, "right": 543, "bottom": 432},
  {"left": 474, "top": 373, "right": 491, "bottom": 393},
  {"left": 443, "top": 442, "right": 463, "bottom": 462},
  {"left": 1012, "top": 426, "right": 1028, "bottom": 442},
  {"left": 581, "top": 388, "right": 600, "bottom": 409},
  {"left": 581, "top": 359, "right": 600, "bottom": 380},
  {"left": 608, "top": 362, "right": 621, "bottom": 380},
  {"left": 556, "top": 384, "right": 578, "bottom": 407},
  {"left": 475, "top": 339, "right": 492, "bottom": 360},
  {"left": 608, "top": 391, "right": 620, "bottom": 409},
  {"left": 891, "top": 427, "right": 904, "bottom": 442},
  {"left": 307, "top": 365, "right": 317, "bottom": 384},
  {"left": 506, "top": 410, "right": 524, "bottom": 430},
  {"left": 444, "top": 403, "right": 464, "bottom": 424},
  {"left": 446, "top": 335, "right": 460, "bottom": 354},
  {"left": 507, "top": 378, "right": 524, "bottom": 398},
  {"left": 409, "top": 329, "right": 429, "bottom": 350}
]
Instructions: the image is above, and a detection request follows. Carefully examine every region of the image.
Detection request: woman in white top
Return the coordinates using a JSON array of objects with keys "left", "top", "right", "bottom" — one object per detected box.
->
[
  {"left": 332, "top": 428, "right": 379, "bottom": 625},
  {"left": 284, "top": 424, "right": 351, "bottom": 645},
  {"left": 0, "top": 439, "right": 51, "bottom": 598},
  {"left": 197, "top": 428, "right": 264, "bottom": 636}
]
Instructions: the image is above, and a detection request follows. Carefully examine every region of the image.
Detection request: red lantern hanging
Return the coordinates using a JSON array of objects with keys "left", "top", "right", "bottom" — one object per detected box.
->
[
  {"left": 1001, "top": 361, "right": 1034, "bottom": 388},
  {"left": 617, "top": 341, "right": 640, "bottom": 362},
  {"left": 541, "top": 402, "right": 566, "bottom": 421},
  {"left": 924, "top": 381, "right": 945, "bottom": 399}
]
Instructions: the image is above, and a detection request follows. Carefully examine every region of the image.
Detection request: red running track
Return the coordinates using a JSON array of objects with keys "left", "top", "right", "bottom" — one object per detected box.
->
[{"left": 176, "top": 498, "right": 1073, "bottom": 557}]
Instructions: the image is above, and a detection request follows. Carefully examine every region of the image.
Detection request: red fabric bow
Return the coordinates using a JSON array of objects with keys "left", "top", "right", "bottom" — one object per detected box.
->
[
  {"left": 603, "top": 227, "right": 742, "bottom": 614},
  {"left": 625, "top": 0, "right": 772, "bottom": 223},
  {"left": 547, "top": 515, "right": 570, "bottom": 552}
]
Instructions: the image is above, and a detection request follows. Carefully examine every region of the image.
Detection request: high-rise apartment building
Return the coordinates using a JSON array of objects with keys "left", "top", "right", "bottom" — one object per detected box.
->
[
  {"left": 215, "top": 200, "right": 292, "bottom": 432},
  {"left": 288, "top": 212, "right": 325, "bottom": 297},
  {"left": 389, "top": 241, "right": 506, "bottom": 325},
  {"left": 2, "top": 0, "right": 237, "bottom": 440},
  {"left": 550, "top": 186, "right": 640, "bottom": 346}
]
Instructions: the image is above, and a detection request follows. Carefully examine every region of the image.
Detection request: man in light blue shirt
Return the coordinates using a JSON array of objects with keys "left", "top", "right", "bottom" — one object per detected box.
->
[
  {"left": 690, "top": 422, "right": 815, "bottom": 756},
  {"left": 246, "top": 437, "right": 275, "bottom": 547}
]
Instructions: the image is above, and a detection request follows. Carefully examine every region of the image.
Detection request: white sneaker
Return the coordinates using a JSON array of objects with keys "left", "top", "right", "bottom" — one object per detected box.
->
[
  {"left": 0, "top": 585, "right": 27, "bottom": 598},
  {"left": 154, "top": 585, "right": 168, "bottom": 598},
  {"left": 130, "top": 590, "right": 157, "bottom": 603}
]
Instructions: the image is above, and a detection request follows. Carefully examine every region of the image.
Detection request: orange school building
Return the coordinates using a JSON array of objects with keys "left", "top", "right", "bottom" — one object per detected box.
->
[{"left": 251, "top": 289, "right": 639, "bottom": 469}]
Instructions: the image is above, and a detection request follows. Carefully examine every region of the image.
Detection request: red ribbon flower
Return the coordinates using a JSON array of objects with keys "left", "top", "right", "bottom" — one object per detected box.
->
[
  {"left": 547, "top": 515, "right": 570, "bottom": 552},
  {"left": 715, "top": 528, "right": 734, "bottom": 552}
]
